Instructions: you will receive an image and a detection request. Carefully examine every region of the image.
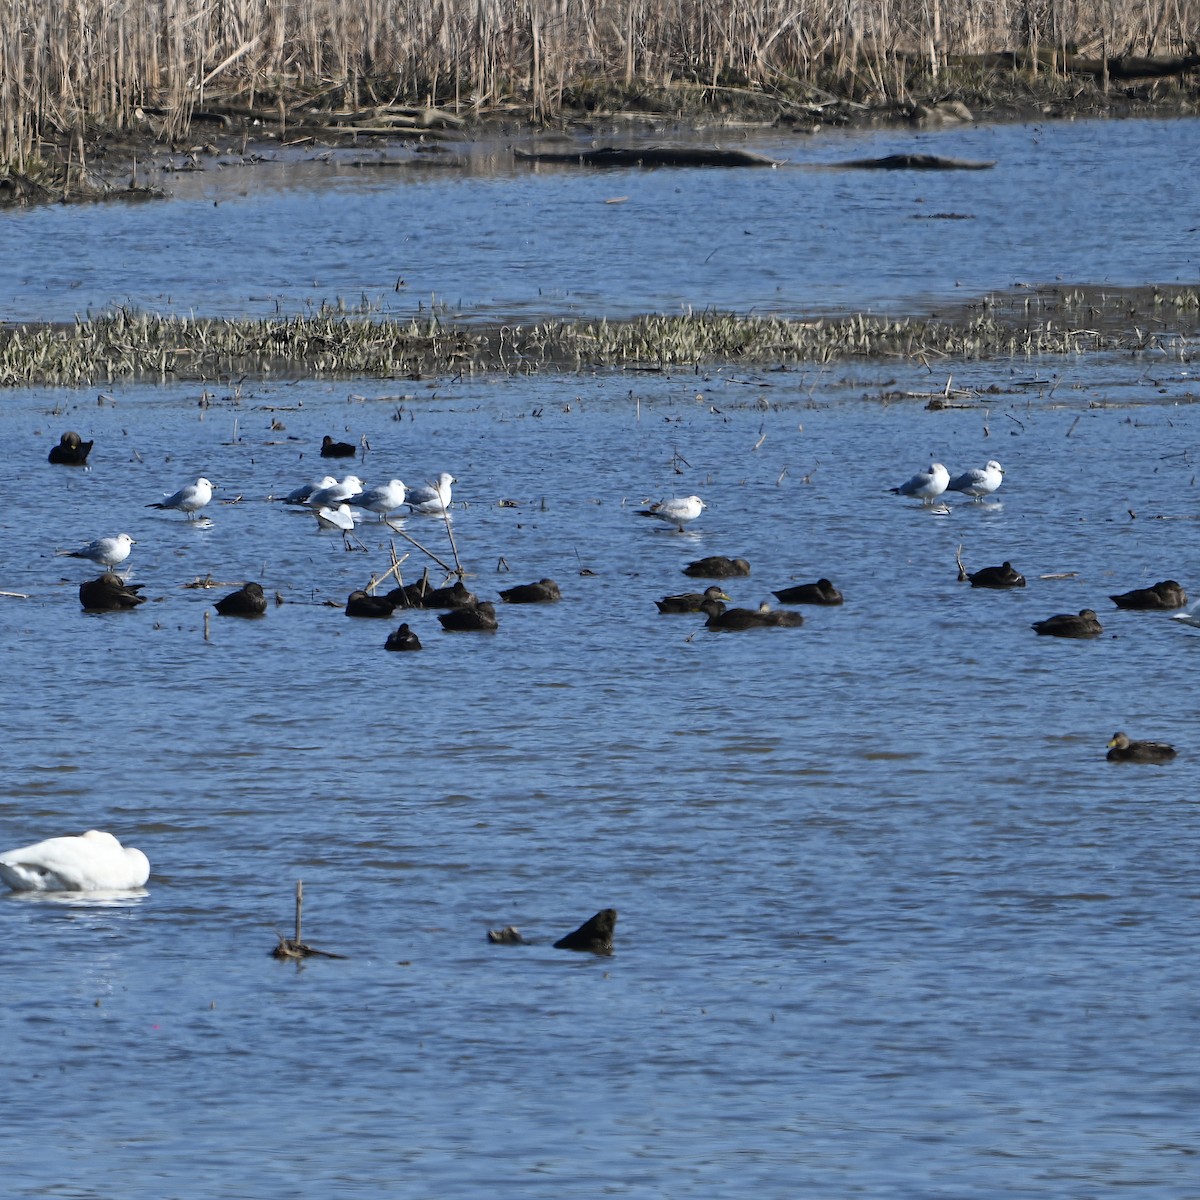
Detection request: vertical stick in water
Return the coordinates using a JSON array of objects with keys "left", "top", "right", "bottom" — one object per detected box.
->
[{"left": 295, "top": 880, "right": 304, "bottom": 945}]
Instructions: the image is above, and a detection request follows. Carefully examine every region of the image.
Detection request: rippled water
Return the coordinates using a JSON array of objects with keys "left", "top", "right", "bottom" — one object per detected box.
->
[
  {"left": 1, "top": 117, "right": 1197, "bottom": 323},
  {"left": 4, "top": 117, "right": 1200, "bottom": 1198}
]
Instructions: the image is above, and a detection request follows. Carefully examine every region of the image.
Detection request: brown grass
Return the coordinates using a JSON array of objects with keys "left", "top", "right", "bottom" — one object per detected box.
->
[{"left": 1, "top": 0, "right": 1197, "bottom": 165}]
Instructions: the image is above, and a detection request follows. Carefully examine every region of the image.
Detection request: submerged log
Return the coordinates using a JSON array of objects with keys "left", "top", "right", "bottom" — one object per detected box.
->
[
  {"left": 515, "top": 146, "right": 780, "bottom": 168},
  {"left": 834, "top": 153, "right": 995, "bottom": 170}
]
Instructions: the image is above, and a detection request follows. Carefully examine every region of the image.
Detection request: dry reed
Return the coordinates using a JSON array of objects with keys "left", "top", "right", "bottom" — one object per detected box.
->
[{"left": 3, "top": 0, "right": 1198, "bottom": 165}]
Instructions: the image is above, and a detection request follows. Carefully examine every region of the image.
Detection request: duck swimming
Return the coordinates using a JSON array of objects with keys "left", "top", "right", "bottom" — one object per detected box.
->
[
  {"left": 0, "top": 830, "right": 150, "bottom": 892},
  {"left": 439, "top": 601, "right": 498, "bottom": 632},
  {"left": 1106, "top": 731, "right": 1177, "bottom": 763},
  {"left": 48, "top": 431, "right": 93, "bottom": 466},
  {"left": 384, "top": 623, "right": 423, "bottom": 651},
  {"left": 500, "top": 579, "right": 562, "bottom": 604},
  {"left": 968, "top": 561, "right": 1026, "bottom": 589},
  {"left": 1109, "top": 580, "right": 1187, "bottom": 610},
  {"left": 1031, "top": 609, "right": 1103, "bottom": 638},
  {"left": 79, "top": 572, "right": 145, "bottom": 611},
  {"left": 320, "top": 435, "right": 357, "bottom": 459},
  {"left": 656, "top": 585, "right": 730, "bottom": 614},
  {"left": 345, "top": 590, "right": 396, "bottom": 618},
  {"left": 772, "top": 578, "right": 843, "bottom": 606},
  {"left": 215, "top": 582, "right": 268, "bottom": 617},
  {"left": 683, "top": 556, "right": 751, "bottom": 579},
  {"left": 701, "top": 599, "right": 804, "bottom": 630}
]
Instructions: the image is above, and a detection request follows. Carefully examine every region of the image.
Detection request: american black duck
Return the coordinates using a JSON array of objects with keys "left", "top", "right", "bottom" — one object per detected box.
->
[
  {"left": 683, "top": 556, "right": 751, "bottom": 579},
  {"left": 772, "top": 578, "right": 843, "bottom": 606},
  {"left": 320, "top": 435, "right": 357, "bottom": 459},
  {"left": 438, "top": 601, "right": 498, "bottom": 632},
  {"left": 79, "top": 572, "right": 145, "bottom": 611},
  {"left": 1031, "top": 609, "right": 1103, "bottom": 638},
  {"left": 701, "top": 599, "right": 804, "bottom": 630},
  {"left": 1109, "top": 580, "right": 1187, "bottom": 610},
  {"left": 656, "top": 585, "right": 730, "bottom": 614},
  {"left": 384, "top": 623, "right": 423, "bottom": 651},
  {"left": 48, "top": 431, "right": 93, "bottom": 466},
  {"left": 215, "top": 582, "right": 268, "bottom": 617},
  {"left": 500, "top": 578, "right": 562, "bottom": 604},
  {"left": 1106, "top": 731, "right": 1177, "bottom": 763},
  {"left": 968, "top": 561, "right": 1026, "bottom": 589},
  {"left": 345, "top": 589, "right": 396, "bottom": 618},
  {"left": 553, "top": 908, "right": 617, "bottom": 955}
]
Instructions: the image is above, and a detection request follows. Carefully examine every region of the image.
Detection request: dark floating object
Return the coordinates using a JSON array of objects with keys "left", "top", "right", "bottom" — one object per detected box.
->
[
  {"left": 214, "top": 581, "right": 267, "bottom": 617},
  {"left": 515, "top": 146, "right": 780, "bottom": 169},
  {"left": 554, "top": 908, "right": 617, "bottom": 956},
  {"left": 79, "top": 572, "right": 145, "bottom": 611},
  {"left": 1106, "top": 731, "right": 1177, "bottom": 764},
  {"left": 345, "top": 589, "right": 396, "bottom": 618},
  {"left": 48, "top": 431, "right": 93, "bottom": 466},
  {"left": 500, "top": 578, "right": 562, "bottom": 604},
  {"left": 968, "top": 561, "right": 1027, "bottom": 589},
  {"left": 1031, "top": 609, "right": 1103, "bottom": 638},
  {"left": 389, "top": 579, "right": 478, "bottom": 609},
  {"left": 772, "top": 578, "right": 844, "bottom": 606},
  {"left": 701, "top": 599, "right": 804, "bottom": 630},
  {"left": 1109, "top": 580, "right": 1187, "bottom": 610},
  {"left": 683, "top": 556, "right": 751, "bottom": 579},
  {"left": 384, "top": 623, "right": 423, "bottom": 652},
  {"left": 439, "top": 601, "right": 498, "bottom": 632},
  {"left": 320, "top": 435, "right": 357, "bottom": 459},
  {"left": 487, "top": 926, "right": 525, "bottom": 945},
  {"left": 836, "top": 153, "right": 996, "bottom": 171},
  {"left": 656, "top": 585, "right": 730, "bottom": 614}
]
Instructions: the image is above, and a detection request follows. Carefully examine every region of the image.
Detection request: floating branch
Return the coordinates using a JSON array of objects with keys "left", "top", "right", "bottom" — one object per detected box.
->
[{"left": 272, "top": 880, "right": 347, "bottom": 960}]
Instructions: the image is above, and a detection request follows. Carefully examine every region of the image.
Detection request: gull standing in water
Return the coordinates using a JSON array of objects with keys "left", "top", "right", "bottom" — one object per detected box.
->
[
  {"left": 349, "top": 479, "right": 407, "bottom": 519},
  {"left": 890, "top": 463, "right": 950, "bottom": 505},
  {"left": 638, "top": 495, "right": 705, "bottom": 532},
  {"left": 62, "top": 533, "right": 135, "bottom": 569},
  {"left": 407, "top": 473, "right": 455, "bottom": 514},
  {"left": 947, "top": 460, "right": 1004, "bottom": 500},
  {"left": 148, "top": 476, "right": 213, "bottom": 519},
  {"left": 307, "top": 475, "right": 364, "bottom": 509}
]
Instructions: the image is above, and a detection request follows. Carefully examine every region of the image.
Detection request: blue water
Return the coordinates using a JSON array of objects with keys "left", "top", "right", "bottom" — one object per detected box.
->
[
  {"left": 1, "top": 117, "right": 1197, "bottom": 323},
  {"left": 3, "top": 118, "right": 1200, "bottom": 1198}
]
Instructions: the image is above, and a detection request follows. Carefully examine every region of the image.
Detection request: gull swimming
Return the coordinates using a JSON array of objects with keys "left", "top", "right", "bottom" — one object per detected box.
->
[
  {"left": 308, "top": 475, "right": 363, "bottom": 509},
  {"left": 947, "top": 460, "right": 1004, "bottom": 500},
  {"left": 62, "top": 532, "right": 135, "bottom": 569},
  {"left": 638, "top": 495, "right": 705, "bottom": 531},
  {"left": 349, "top": 479, "right": 407, "bottom": 518},
  {"left": 890, "top": 463, "right": 950, "bottom": 504},
  {"left": 407, "top": 472, "right": 455, "bottom": 514},
  {"left": 148, "top": 476, "right": 213, "bottom": 519},
  {"left": 0, "top": 830, "right": 150, "bottom": 892}
]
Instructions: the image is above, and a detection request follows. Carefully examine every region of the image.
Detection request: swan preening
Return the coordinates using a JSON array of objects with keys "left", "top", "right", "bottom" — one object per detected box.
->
[{"left": 0, "top": 830, "right": 150, "bottom": 892}]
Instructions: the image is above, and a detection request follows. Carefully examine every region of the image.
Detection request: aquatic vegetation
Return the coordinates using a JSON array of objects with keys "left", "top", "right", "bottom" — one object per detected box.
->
[{"left": 0, "top": 286, "right": 1196, "bottom": 386}]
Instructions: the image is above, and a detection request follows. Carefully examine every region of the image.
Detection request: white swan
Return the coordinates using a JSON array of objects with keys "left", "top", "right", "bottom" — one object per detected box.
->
[{"left": 0, "top": 830, "right": 150, "bottom": 892}]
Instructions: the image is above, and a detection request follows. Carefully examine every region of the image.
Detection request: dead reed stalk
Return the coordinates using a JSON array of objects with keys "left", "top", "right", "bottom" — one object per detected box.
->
[{"left": 2, "top": 0, "right": 1197, "bottom": 165}]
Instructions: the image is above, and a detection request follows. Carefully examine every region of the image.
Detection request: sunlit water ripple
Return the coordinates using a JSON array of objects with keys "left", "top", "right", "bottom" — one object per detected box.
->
[{"left": 2, "top": 117, "right": 1200, "bottom": 1198}]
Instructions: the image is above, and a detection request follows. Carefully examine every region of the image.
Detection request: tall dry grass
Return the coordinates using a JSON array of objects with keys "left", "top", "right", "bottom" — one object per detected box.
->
[{"left": 1, "top": 0, "right": 1196, "bottom": 165}]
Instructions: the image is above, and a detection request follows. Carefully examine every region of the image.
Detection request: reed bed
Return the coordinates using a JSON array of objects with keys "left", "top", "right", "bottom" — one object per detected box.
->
[
  {"left": 3, "top": 0, "right": 1198, "bottom": 167},
  {"left": 1, "top": 288, "right": 1195, "bottom": 387}
]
